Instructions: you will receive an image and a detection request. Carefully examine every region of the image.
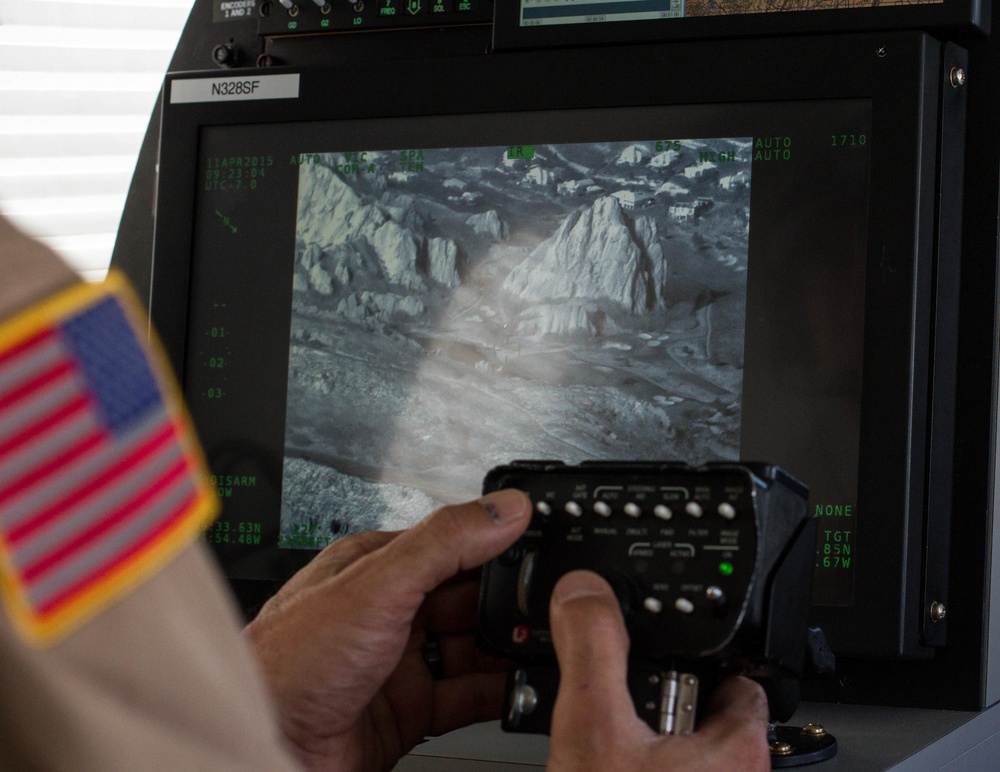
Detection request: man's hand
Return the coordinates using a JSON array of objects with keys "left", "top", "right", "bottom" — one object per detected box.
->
[
  {"left": 245, "top": 489, "right": 532, "bottom": 772},
  {"left": 546, "top": 570, "right": 771, "bottom": 772}
]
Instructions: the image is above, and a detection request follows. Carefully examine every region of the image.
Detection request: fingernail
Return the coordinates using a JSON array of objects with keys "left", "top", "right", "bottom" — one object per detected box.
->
[
  {"left": 551, "top": 571, "right": 613, "bottom": 605},
  {"left": 479, "top": 489, "right": 531, "bottom": 524}
]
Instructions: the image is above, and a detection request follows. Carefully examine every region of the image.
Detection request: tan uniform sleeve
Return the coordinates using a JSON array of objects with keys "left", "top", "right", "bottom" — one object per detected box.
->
[
  {"left": 0, "top": 215, "right": 300, "bottom": 771},
  {"left": 0, "top": 544, "right": 301, "bottom": 771}
]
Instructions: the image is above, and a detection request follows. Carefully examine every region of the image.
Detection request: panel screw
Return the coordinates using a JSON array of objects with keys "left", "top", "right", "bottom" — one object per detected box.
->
[
  {"left": 877, "top": 46, "right": 888, "bottom": 58},
  {"left": 212, "top": 43, "right": 240, "bottom": 68},
  {"left": 770, "top": 741, "right": 794, "bottom": 756},
  {"left": 801, "top": 723, "right": 827, "bottom": 737},
  {"left": 950, "top": 67, "right": 967, "bottom": 88},
  {"left": 930, "top": 601, "right": 948, "bottom": 622}
]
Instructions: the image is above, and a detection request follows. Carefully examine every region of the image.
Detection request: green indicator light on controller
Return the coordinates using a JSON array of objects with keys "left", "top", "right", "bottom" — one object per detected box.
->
[{"left": 718, "top": 561, "right": 734, "bottom": 577}]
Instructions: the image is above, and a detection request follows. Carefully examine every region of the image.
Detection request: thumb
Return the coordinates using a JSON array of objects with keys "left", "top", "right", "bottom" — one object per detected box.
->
[
  {"left": 548, "top": 571, "right": 647, "bottom": 767},
  {"left": 361, "top": 488, "right": 533, "bottom": 604}
]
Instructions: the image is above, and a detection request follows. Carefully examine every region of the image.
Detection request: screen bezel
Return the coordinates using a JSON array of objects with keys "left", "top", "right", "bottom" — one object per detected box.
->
[{"left": 152, "top": 32, "right": 945, "bottom": 658}]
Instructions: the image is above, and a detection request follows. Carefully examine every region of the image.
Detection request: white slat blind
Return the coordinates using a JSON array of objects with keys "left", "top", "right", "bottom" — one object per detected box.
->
[{"left": 0, "top": 0, "right": 192, "bottom": 281}]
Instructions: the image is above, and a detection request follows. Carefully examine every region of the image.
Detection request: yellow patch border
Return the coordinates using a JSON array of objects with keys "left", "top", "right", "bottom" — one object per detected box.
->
[{"left": 0, "top": 272, "right": 219, "bottom": 646}]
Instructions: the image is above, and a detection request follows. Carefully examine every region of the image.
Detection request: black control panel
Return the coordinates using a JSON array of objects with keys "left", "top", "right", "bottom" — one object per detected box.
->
[
  {"left": 257, "top": 0, "right": 492, "bottom": 36},
  {"left": 477, "top": 461, "right": 820, "bottom": 731},
  {"left": 121, "top": 0, "right": 1000, "bottom": 714}
]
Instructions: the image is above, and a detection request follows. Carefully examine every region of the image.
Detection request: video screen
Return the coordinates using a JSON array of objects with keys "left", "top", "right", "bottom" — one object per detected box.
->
[
  {"left": 282, "top": 139, "right": 751, "bottom": 539},
  {"left": 518, "top": 0, "right": 943, "bottom": 27},
  {"left": 182, "top": 101, "right": 869, "bottom": 607}
]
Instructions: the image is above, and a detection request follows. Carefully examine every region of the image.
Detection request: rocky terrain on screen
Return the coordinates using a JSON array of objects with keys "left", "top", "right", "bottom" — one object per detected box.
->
[{"left": 281, "top": 139, "right": 752, "bottom": 544}]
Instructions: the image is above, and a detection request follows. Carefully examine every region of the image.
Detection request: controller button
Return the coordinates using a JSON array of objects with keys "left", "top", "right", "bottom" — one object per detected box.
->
[
  {"left": 624, "top": 502, "right": 642, "bottom": 518},
  {"left": 718, "top": 502, "right": 737, "bottom": 520},
  {"left": 674, "top": 597, "right": 695, "bottom": 614},
  {"left": 643, "top": 597, "right": 664, "bottom": 614},
  {"left": 653, "top": 504, "right": 673, "bottom": 520},
  {"left": 565, "top": 501, "right": 583, "bottom": 517},
  {"left": 594, "top": 501, "right": 613, "bottom": 517},
  {"left": 684, "top": 502, "right": 703, "bottom": 518},
  {"left": 535, "top": 501, "right": 552, "bottom": 516},
  {"left": 706, "top": 586, "right": 726, "bottom": 605}
]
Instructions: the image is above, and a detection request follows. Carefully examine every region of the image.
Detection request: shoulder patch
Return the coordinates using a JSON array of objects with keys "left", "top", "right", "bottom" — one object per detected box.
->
[{"left": 0, "top": 273, "right": 218, "bottom": 645}]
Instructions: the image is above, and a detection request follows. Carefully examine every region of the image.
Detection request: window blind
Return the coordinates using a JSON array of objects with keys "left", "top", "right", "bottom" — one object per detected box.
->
[{"left": 0, "top": 0, "right": 192, "bottom": 281}]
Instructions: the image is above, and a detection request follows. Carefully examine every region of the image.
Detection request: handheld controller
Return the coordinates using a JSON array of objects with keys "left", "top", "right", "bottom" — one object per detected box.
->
[{"left": 477, "top": 461, "right": 821, "bottom": 735}]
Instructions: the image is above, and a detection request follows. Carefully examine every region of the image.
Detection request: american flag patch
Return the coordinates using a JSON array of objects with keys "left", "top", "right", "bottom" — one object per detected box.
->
[{"left": 0, "top": 274, "right": 217, "bottom": 644}]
